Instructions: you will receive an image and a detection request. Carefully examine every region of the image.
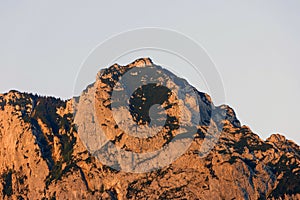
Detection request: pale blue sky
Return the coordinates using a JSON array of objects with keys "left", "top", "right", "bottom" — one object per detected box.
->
[{"left": 1, "top": 1, "right": 299, "bottom": 143}]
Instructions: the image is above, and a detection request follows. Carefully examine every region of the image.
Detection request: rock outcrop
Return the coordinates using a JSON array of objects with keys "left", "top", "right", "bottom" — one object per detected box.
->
[{"left": 0, "top": 58, "right": 299, "bottom": 199}]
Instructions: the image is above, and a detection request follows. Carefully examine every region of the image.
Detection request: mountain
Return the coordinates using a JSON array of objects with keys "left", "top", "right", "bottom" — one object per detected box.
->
[{"left": 0, "top": 58, "right": 299, "bottom": 199}]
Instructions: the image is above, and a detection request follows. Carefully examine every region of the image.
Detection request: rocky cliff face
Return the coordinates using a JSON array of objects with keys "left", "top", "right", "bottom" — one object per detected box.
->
[{"left": 0, "top": 58, "right": 299, "bottom": 199}]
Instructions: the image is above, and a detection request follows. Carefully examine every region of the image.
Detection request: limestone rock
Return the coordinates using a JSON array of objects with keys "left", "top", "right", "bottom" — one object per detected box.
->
[{"left": 0, "top": 58, "right": 299, "bottom": 199}]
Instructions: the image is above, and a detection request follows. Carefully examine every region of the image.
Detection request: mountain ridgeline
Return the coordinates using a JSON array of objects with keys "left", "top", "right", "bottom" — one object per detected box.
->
[{"left": 0, "top": 58, "right": 299, "bottom": 199}]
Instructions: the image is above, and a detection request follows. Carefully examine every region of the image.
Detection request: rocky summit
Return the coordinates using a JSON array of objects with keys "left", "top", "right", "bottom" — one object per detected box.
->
[{"left": 0, "top": 58, "right": 299, "bottom": 199}]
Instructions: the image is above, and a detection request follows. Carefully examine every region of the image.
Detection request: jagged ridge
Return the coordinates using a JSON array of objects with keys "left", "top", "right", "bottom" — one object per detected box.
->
[{"left": 0, "top": 58, "right": 299, "bottom": 199}]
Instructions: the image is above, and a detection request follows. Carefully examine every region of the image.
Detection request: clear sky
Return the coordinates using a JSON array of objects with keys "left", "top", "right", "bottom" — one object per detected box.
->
[{"left": 1, "top": 1, "right": 299, "bottom": 144}]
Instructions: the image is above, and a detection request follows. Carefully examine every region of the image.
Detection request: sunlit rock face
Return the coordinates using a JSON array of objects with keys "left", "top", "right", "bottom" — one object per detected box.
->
[{"left": 0, "top": 58, "right": 299, "bottom": 199}]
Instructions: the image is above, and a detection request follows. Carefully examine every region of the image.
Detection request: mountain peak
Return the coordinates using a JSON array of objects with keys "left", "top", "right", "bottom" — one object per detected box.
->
[
  {"left": 128, "top": 57, "right": 153, "bottom": 67},
  {"left": 0, "top": 59, "right": 299, "bottom": 199}
]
